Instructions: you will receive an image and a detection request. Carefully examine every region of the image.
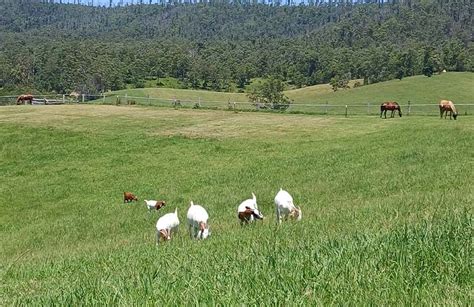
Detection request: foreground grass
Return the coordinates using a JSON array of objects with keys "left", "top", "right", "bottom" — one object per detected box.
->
[{"left": 0, "top": 105, "right": 472, "bottom": 304}]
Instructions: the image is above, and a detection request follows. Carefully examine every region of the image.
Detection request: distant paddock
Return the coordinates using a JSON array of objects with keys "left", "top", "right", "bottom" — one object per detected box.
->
[{"left": 1, "top": 94, "right": 473, "bottom": 116}]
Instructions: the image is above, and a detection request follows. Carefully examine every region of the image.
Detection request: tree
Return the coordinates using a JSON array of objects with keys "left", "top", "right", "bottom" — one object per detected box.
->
[
  {"left": 247, "top": 77, "right": 292, "bottom": 110},
  {"left": 329, "top": 73, "right": 351, "bottom": 92}
]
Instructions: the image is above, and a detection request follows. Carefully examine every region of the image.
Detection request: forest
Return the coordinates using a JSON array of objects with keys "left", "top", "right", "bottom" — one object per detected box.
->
[{"left": 0, "top": 0, "right": 472, "bottom": 94}]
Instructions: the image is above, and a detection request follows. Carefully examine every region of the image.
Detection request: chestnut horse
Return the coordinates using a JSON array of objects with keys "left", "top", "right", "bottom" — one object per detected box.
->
[
  {"left": 439, "top": 100, "right": 458, "bottom": 120},
  {"left": 380, "top": 101, "right": 402, "bottom": 118},
  {"left": 16, "top": 94, "right": 34, "bottom": 105}
]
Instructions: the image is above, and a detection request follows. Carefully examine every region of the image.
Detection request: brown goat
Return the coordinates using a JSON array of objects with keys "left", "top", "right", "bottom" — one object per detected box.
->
[{"left": 123, "top": 192, "right": 138, "bottom": 203}]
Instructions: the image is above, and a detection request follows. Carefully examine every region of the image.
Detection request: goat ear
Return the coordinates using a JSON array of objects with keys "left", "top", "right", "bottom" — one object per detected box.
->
[
  {"left": 252, "top": 192, "right": 256, "bottom": 200},
  {"left": 190, "top": 200, "right": 194, "bottom": 206}
]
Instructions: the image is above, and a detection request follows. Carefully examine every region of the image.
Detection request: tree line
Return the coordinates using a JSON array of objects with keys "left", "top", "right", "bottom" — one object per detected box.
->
[{"left": 0, "top": 0, "right": 472, "bottom": 94}]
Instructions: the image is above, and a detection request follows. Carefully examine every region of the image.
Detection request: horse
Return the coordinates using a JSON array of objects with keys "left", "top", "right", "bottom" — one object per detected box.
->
[
  {"left": 439, "top": 100, "right": 458, "bottom": 120},
  {"left": 16, "top": 94, "right": 34, "bottom": 105},
  {"left": 380, "top": 101, "right": 402, "bottom": 118}
]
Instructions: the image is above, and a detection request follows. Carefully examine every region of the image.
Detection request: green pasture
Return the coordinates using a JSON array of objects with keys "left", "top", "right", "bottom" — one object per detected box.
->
[
  {"left": 287, "top": 72, "right": 474, "bottom": 105},
  {"left": 98, "top": 73, "right": 474, "bottom": 115},
  {"left": 0, "top": 105, "right": 472, "bottom": 304}
]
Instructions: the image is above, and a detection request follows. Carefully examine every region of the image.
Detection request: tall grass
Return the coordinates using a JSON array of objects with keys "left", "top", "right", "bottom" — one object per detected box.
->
[{"left": 0, "top": 105, "right": 472, "bottom": 304}]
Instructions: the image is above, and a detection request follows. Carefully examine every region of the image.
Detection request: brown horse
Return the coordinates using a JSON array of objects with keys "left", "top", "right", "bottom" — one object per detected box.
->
[
  {"left": 16, "top": 94, "right": 34, "bottom": 105},
  {"left": 380, "top": 101, "right": 402, "bottom": 118},
  {"left": 439, "top": 100, "right": 458, "bottom": 120}
]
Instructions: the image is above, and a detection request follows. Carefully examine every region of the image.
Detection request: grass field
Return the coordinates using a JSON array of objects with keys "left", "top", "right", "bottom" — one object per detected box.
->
[
  {"left": 0, "top": 105, "right": 472, "bottom": 304},
  {"left": 99, "top": 72, "right": 474, "bottom": 115}
]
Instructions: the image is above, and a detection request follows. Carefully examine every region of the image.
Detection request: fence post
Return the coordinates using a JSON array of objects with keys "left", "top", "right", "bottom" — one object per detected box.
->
[
  {"left": 62, "top": 94, "right": 65, "bottom": 105},
  {"left": 148, "top": 95, "right": 150, "bottom": 106},
  {"left": 233, "top": 102, "right": 236, "bottom": 112},
  {"left": 345, "top": 105, "right": 348, "bottom": 118},
  {"left": 103, "top": 93, "right": 106, "bottom": 104},
  {"left": 407, "top": 100, "right": 411, "bottom": 116},
  {"left": 82, "top": 94, "right": 85, "bottom": 104},
  {"left": 367, "top": 102, "right": 370, "bottom": 115},
  {"left": 125, "top": 94, "right": 128, "bottom": 105},
  {"left": 325, "top": 101, "right": 328, "bottom": 115}
]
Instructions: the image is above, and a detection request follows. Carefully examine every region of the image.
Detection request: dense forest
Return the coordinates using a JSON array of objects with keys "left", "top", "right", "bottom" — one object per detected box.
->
[{"left": 0, "top": 0, "right": 472, "bottom": 94}]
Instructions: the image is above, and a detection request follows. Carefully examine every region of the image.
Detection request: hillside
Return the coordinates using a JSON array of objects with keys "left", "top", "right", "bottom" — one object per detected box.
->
[
  {"left": 101, "top": 73, "right": 473, "bottom": 114},
  {"left": 0, "top": 1, "right": 471, "bottom": 94},
  {"left": 286, "top": 72, "right": 474, "bottom": 105}
]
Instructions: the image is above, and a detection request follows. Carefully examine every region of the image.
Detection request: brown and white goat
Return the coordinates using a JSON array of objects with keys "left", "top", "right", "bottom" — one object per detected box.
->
[
  {"left": 144, "top": 200, "right": 166, "bottom": 211},
  {"left": 237, "top": 193, "right": 264, "bottom": 225}
]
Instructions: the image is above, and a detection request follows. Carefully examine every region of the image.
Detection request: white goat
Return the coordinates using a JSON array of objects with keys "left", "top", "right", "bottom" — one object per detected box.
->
[
  {"left": 186, "top": 201, "right": 210, "bottom": 240},
  {"left": 237, "top": 192, "right": 264, "bottom": 225},
  {"left": 155, "top": 208, "right": 180, "bottom": 243},
  {"left": 274, "top": 188, "right": 302, "bottom": 224},
  {"left": 144, "top": 199, "right": 166, "bottom": 211}
]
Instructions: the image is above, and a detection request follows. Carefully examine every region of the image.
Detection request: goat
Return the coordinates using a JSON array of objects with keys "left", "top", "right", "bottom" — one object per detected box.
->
[
  {"left": 123, "top": 191, "right": 138, "bottom": 203},
  {"left": 186, "top": 201, "right": 210, "bottom": 240},
  {"left": 144, "top": 200, "right": 166, "bottom": 211},
  {"left": 237, "top": 192, "right": 264, "bottom": 225},
  {"left": 156, "top": 208, "right": 180, "bottom": 243},
  {"left": 274, "top": 188, "right": 302, "bottom": 224}
]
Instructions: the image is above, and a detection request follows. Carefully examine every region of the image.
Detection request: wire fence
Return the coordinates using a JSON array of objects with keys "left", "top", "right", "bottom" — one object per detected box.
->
[{"left": 1, "top": 94, "right": 473, "bottom": 117}]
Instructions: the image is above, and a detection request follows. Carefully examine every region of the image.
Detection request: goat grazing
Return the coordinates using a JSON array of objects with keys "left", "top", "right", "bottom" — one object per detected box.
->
[
  {"left": 144, "top": 200, "right": 166, "bottom": 211},
  {"left": 274, "top": 188, "right": 302, "bottom": 224},
  {"left": 156, "top": 208, "right": 180, "bottom": 243},
  {"left": 123, "top": 192, "right": 138, "bottom": 203},
  {"left": 187, "top": 201, "right": 210, "bottom": 240},
  {"left": 237, "top": 192, "right": 264, "bottom": 225}
]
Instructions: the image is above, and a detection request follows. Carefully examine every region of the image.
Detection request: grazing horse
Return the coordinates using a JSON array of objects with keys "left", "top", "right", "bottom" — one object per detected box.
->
[
  {"left": 380, "top": 101, "right": 402, "bottom": 118},
  {"left": 16, "top": 94, "right": 34, "bottom": 105},
  {"left": 439, "top": 100, "right": 458, "bottom": 120}
]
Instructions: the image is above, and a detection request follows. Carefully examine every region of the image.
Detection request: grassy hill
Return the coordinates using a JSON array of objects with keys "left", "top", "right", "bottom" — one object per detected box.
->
[
  {"left": 287, "top": 72, "right": 474, "bottom": 105},
  {"left": 0, "top": 105, "right": 472, "bottom": 304},
  {"left": 102, "top": 73, "right": 473, "bottom": 114}
]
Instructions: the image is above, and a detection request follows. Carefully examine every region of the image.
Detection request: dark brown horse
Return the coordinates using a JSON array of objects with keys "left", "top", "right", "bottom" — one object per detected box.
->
[
  {"left": 380, "top": 101, "right": 402, "bottom": 118},
  {"left": 439, "top": 100, "right": 458, "bottom": 120},
  {"left": 16, "top": 94, "right": 34, "bottom": 105}
]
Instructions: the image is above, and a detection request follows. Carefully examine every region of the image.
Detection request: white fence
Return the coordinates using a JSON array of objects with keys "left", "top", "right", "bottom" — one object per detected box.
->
[{"left": 1, "top": 94, "right": 473, "bottom": 116}]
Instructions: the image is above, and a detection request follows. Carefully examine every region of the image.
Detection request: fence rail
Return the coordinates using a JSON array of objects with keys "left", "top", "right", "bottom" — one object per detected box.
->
[{"left": 1, "top": 94, "right": 473, "bottom": 116}]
